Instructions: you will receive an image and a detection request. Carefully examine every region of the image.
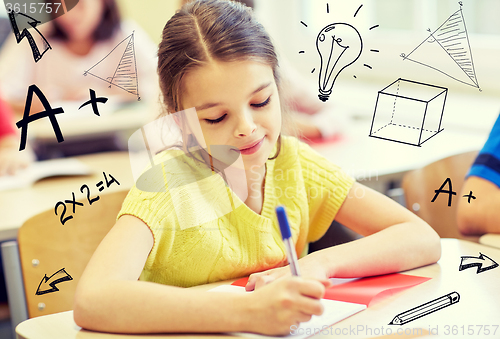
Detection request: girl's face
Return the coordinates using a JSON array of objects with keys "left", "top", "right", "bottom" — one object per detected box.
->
[
  {"left": 54, "top": 0, "right": 105, "bottom": 42},
  {"left": 181, "top": 60, "right": 281, "bottom": 172}
]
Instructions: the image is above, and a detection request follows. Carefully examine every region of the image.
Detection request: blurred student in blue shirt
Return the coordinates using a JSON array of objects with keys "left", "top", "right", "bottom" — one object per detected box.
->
[{"left": 457, "top": 114, "right": 500, "bottom": 235}]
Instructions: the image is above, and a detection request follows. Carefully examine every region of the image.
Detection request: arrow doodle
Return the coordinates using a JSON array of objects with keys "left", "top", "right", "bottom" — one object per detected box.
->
[
  {"left": 459, "top": 253, "right": 498, "bottom": 274},
  {"left": 8, "top": 11, "right": 52, "bottom": 62},
  {"left": 35, "top": 268, "right": 73, "bottom": 295}
]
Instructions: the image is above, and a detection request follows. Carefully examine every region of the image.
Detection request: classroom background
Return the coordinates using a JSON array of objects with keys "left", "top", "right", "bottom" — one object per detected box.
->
[{"left": 0, "top": 0, "right": 499, "bottom": 338}]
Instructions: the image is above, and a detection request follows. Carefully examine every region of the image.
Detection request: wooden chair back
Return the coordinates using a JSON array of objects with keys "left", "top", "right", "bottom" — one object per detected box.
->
[
  {"left": 402, "top": 151, "right": 479, "bottom": 242},
  {"left": 17, "top": 190, "right": 128, "bottom": 318}
]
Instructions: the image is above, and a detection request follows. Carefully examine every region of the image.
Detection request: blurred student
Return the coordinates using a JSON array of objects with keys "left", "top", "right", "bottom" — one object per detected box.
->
[
  {"left": 0, "top": 0, "right": 158, "bottom": 114},
  {"left": 0, "top": 94, "right": 33, "bottom": 176},
  {"left": 457, "top": 114, "right": 500, "bottom": 235}
]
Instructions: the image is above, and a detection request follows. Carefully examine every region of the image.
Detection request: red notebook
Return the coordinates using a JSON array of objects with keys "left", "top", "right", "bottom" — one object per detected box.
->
[{"left": 232, "top": 273, "right": 430, "bottom": 307}]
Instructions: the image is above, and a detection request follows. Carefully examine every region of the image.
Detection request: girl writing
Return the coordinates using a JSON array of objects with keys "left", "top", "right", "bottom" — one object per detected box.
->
[{"left": 74, "top": 0, "right": 440, "bottom": 335}]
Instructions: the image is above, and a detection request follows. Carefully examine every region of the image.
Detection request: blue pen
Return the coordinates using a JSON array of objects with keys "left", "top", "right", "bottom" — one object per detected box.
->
[{"left": 276, "top": 206, "right": 301, "bottom": 276}]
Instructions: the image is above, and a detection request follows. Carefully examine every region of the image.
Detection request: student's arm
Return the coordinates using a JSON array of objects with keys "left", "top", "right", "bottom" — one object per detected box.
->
[
  {"left": 457, "top": 176, "right": 500, "bottom": 235},
  {"left": 314, "top": 182, "right": 441, "bottom": 277},
  {"left": 247, "top": 182, "right": 441, "bottom": 289},
  {"left": 74, "top": 215, "right": 327, "bottom": 335}
]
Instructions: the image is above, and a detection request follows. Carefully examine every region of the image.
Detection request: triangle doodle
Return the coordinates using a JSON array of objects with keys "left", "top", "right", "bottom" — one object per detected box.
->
[
  {"left": 402, "top": 5, "right": 479, "bottom": 89},
  {"left": 83, "top": 32, "right": 140, "bottom": 100}
]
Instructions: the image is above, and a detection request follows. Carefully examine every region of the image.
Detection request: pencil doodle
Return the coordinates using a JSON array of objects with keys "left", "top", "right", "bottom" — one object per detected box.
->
[
  {"left": 83, "top": 31, "right": 140, "bottom": 100},
  {"left": 299, "top": 3, "right": 379, "bottom": 102},
  {"left": 400, "top": 2, "right": 480, "bottom": 90},
  {"left": 369, "top": 79, "right": 447, "bottom": 147},
  {"left": 35, "top": 268, "right": 73, "bottom": 295},
  {"left": 54, "top": 172, "right": 120, "bottom": 225},
  {"left": 459, "top": 253, "right": 498, "bottom": 274},
  {"left": 16, "top": 85, "right": 108, "bottom": 151},
  {"left": 389, "top": 291, "right": 460, "bottom": 325},
  {"left": 7, "top": 11, "right": 51, "bottom": 62}
]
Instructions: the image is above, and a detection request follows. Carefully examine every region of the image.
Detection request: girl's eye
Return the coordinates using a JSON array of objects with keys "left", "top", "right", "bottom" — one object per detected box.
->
[
  {"left": 251, "top": 96, "right": 271, "bottom": 108},
  {"left": 205, "top": 114, "right": 227, "bottom": 125}
]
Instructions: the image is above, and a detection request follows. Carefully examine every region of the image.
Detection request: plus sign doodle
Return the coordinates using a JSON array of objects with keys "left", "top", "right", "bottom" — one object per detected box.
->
[
  {"left": 431, "top": 178, "right": 476, "bottom": 206},
  {"left": 16, "top": 85, "right": 108, "bottom": 151},
  {"left": 78, "top": 89, "right": 108, "bottom": 116},
  {"left": 462, "top": 191, "right": 476, "bottom": 204}
]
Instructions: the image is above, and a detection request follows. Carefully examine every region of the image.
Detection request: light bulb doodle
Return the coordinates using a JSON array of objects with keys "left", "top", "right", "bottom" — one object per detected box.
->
[
  {"left": 299, "top": 3, "right": 379, "bottom": 102},
  {"left": 316, "top": 23, "right": 362, "bottom": 102}
]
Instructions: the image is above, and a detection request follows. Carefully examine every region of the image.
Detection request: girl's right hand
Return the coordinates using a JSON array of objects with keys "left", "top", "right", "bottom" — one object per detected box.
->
[{"left": 242, "top": 276, "right": 327, "bottom": 336}]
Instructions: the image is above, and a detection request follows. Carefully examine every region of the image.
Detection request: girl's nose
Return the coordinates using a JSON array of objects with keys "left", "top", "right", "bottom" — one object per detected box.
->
[{"left": 235, "top": 110, "right": 257, "bottom": 137}]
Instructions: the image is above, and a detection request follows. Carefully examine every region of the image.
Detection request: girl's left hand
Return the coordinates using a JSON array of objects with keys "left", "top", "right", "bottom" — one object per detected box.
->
[{"left": 245, "top": 253, "right": 332, "bottom": 291}]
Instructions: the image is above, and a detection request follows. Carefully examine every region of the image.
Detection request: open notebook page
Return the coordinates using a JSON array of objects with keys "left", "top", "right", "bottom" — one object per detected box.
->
[
  {"left": 0, "top": 158, "right": 90, "bottom": 191},
  {"left": 209, "top": 284, "right": 366, "bottom": 339}
]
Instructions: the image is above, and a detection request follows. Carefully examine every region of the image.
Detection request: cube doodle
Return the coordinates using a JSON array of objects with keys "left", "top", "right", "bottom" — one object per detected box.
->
[{"left": 369, "top": 78, "right": 447, "bottom": 147}]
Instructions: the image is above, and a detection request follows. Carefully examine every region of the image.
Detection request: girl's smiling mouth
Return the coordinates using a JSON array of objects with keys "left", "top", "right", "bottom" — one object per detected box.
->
[{"left": 239, "top": 136, "right": 265, "bottom": 155}]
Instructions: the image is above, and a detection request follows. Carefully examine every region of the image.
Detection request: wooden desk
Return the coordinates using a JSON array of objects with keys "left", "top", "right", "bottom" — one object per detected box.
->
[
  {"left": 310, "top": 121, "right": 486, "bottom": 195},
  {"left": 15, "top": 239, "right": 500, "bottom": 338},
  {"left": 0, "top": 152, "right": 134, "bottom": 241},
  {"left": 312, "top": 121, "right": 487, "bottom": 179},
  {"left": 479, "top": 234, "right": 500, "bottom": 249}
]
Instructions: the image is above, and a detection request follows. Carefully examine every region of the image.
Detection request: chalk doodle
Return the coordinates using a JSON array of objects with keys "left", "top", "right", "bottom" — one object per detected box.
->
[
  {"left": 16, "top": 85, "right": 108, "bottom": 151},
  {"left": 54, "top": 172, "right": 120, "bottom": 225},
  {"left": 83, "top": 31, "right": 140, "bottom": 100},
  {"left": 400, "top": 2, "right": 480, "bottom": 90},
  {"left": 389, "top": 292, "right": 460, "bottom": 325},
  {"left": 299, "top": 3, "right": 379, "bottom": 102},
  {"left": 35, "top": 268, "right": 73, "bottom": 295},
  {"left": 7, "top": 11, "right": 51, "bottom": 62},
  {"left": 459, "top": 253, "right": 498, "bottom": 274},
  {"left": 431, "top": 178, "right": 476, "bottom": 206},
  {"left": 431, "top": 177, "right": 456, "bottom": 206},
  {"left": 78, "top": 89, "right": 109, "bottom": 116},
  {"left": 369, "top": 79, "right": 447, "bottom": 147},
  {"left": 16, "top": 84, "right": 64, "bottom": 151},
  {"left": 462, "top": 190, "right": 476, "bottom": 203}
]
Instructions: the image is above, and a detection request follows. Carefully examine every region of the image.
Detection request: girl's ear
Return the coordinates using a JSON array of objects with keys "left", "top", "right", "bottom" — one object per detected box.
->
[
  {"left": 173, "top": 115, "right": 181, "bottom": 127},
  {"left": 172, "top": 113, "right": 194, "bottom": 143}
]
